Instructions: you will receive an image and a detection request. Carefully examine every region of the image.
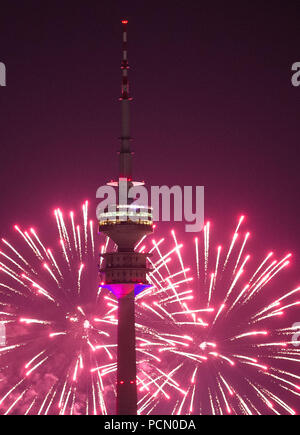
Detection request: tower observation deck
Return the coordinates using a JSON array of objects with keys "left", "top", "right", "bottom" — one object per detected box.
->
[{"left": 98, "top": 20, "right": 153, "bottom": 415}]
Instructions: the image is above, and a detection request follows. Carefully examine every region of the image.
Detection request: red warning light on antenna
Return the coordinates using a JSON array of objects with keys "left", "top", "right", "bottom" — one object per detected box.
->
[{"left": 122, "top": 20, "right": 128, "bottom": 24}]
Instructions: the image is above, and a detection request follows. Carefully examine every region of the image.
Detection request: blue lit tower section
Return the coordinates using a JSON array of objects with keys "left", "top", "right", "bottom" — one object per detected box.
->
[{"left": 98, "top": 20, "right": 153, "bottom": 415}]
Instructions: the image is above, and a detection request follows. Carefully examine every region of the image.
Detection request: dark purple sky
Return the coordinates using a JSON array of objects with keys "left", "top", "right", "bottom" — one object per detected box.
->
[{"left": 0, "top": 1, "right": 300, "bottom": 277}]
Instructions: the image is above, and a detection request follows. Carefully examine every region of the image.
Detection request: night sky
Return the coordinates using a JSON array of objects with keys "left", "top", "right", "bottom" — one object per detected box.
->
[{"left": 0, "top": 1, "right": 300, "bottom": 281}]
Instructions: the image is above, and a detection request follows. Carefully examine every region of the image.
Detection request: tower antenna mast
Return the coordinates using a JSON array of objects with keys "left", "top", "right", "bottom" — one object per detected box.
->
[{"left": 119, "top": 19, "right": 132, "bottom": 179}]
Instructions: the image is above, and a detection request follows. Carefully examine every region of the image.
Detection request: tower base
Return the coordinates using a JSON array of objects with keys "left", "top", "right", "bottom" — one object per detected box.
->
[{"left": 100, "top": 283, "right": 150, "bottom": 415}]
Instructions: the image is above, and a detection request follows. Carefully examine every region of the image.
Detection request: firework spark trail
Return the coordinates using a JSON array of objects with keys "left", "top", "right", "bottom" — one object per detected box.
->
[
  {"left": 21, "top": 275, "right": 56, "bottom": 303},
  {"left": 224, "top": 255, "right": 249, "bottom": 303},
  {"left": 0, "top": 250, "right": 28, "bottom": 274},
  {"left": 77, "top": 263, "right": 84, "bottom": 295},
  {"left": 38, "top": 385, "right": 55, "bottom": 415},
  {"left": 249, "top": 252, "right": 273, "bottom": 283},
  {"left": 226, "top": 284, "right": 249, "bottom": 316},
  {"left": 195, "top": 237, "right": 200, "bottom": 280},
  {"left": 4, "top": 388, "right": 28, "bottom": 415},
  {"left": 207, "top": 273, "right": 214, "bottom": 308},
  {"left": 25, "top": 397, "right": 37, "bottom": 415},
  {"left": 217, "top": 379, "right": 231, "bottom": 414},
  {"left": 24, "top": 231, "right": 43, "bottom": 260},
  {"left": 25, "top": 350, "right": 47, "bottom": 369},
  {"left": 70, "top": 211, "right": 78, "bottom": 252},
  {"left": 247, "top": 381, "right": 275, "bottom": 413},
  {"left": 261, "top": 386, "right": 296, "bottom": 415},
  {"left": 233, "top": 232, "right": 250, "bottom": 275},
  {"left": 90, "top": 221, "right": 95, "bottom": 256},
  {"left": 152, "top": 239, "right": 171, "bottom": 275},
  {"left": 213, "top": 245, "right": 222, "bottom": 288},
  {"left": 83, "top": 201, "right": 88, "bottom": 254},
  {"left": 14, "top": 226, "right": 41, "bottom": 260},
  {"left": 171, "top": 230, "right": 187, "bottom": 280},
  {"left": 223, "top": 232, "right": 239, "bottom": 272},
  {"left": 57, "top": 209, "right": 71, "bottom": 250},
  {"left": 203, "top": 224, "right": 209, "bottom": 276},
  {"left": 47, "top": 248, "right": 63, "bottom": 278},
  {"left": 0, "top": 379, "right": 25, "bottom": 406},
  {"left": 60, "top": 240, "right": 70, "bottom": 269},
  {"left": 54, "top": 209, "right": 63, "bottom": 242},
  {"left": 252, "top": 287, "right": 300, "bottom": 321},
  {"left": 44, "top": 263, "right": 60, "bottom": 286},
  {"left": 76, "top": 225, "right": 82, "bottom": 261},
  {"left": 1, "top": 238, "right": 31, "bottom": 267}
]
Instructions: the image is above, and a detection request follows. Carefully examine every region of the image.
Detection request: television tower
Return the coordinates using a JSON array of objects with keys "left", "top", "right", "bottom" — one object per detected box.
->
[{"left": 98, "top": 20, "right": 153, "bottom": 415}]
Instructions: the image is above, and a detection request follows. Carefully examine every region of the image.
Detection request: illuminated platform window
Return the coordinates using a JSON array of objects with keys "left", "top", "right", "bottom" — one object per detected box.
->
[{"left": 99, "top": 204, "right": 153, "bottom": 226}]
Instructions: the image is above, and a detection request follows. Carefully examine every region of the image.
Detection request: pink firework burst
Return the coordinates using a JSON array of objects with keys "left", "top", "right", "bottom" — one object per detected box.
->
[
  {"left": 0, "top": 207, "right": 299, "bottom": 415},
  {"left": 137, "top": 217, "right": 300, "bottom": 415}
]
